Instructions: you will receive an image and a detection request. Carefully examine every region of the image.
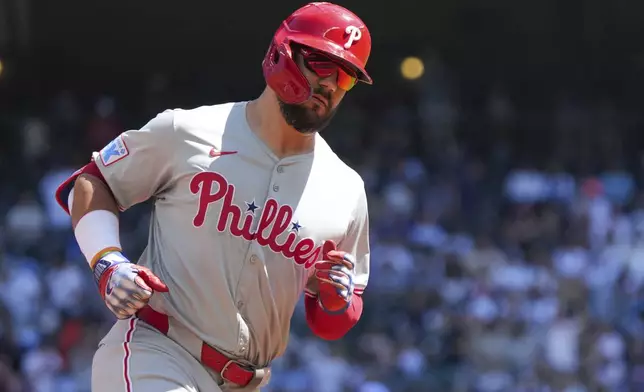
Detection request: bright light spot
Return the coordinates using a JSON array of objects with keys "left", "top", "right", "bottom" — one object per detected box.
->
[
  {"left": 400, "top": 56, "right": 424, "bottom": 80},
  {"left": 0, "top": 59, "right": 4, "bottom": 78}
]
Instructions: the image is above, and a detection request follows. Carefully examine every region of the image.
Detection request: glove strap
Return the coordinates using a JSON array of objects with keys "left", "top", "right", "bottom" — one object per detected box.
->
[
  {"left": 317, "top": 297, "right": 351, "bottom": 314},
  {"left": 93, "top": 251, "right": 129, "bottom": 288}
]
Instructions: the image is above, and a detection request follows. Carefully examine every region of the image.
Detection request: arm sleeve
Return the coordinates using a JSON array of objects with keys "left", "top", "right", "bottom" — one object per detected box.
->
[
  {"left": 304, "top": 184, "right": 370, "bottom": 340},
  {"left": 305, "top": 184, "right": 371, "bottom": 296},
  {"left": 304, "top": 293, "right": 363, "bottom": 340},
  {"left": 92, "top": 109, "right": 178, "bottom": 211}
]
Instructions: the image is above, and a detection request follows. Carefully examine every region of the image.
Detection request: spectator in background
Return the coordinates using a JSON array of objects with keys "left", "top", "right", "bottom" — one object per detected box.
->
[
  {"left": 3, "top": 57, "right": 644, "bottom": 392},
  {"left": 21, "top": 338, "right": 64, "bottom": 392},
  {"left": 0, "top": 354, "right": 23, "bottom": 392},
  {"left": 85, "top": 96, "right": 122, "bottom": 153},
  {"left": 38, "top": 161, "right": 74, "bottom": 234},
  {"left": 20, "top": 117, "right": 50, "bottom": 166},
  {"left": 4, "top": 191, "right": 46, "bottom": 251}
]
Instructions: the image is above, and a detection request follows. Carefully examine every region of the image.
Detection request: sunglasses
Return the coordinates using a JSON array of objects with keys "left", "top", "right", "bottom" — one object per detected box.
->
[{"left": 299, "top": 48, "right": 358, "bottom": 91}]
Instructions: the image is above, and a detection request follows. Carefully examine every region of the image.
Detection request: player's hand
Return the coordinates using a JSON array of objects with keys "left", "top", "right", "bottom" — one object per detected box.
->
[
  {"left": 93, "top": 252, "right": 169, "bottom": 320},
  {"left": 314, "top": 240, "right": 356, "bottom": 313}
]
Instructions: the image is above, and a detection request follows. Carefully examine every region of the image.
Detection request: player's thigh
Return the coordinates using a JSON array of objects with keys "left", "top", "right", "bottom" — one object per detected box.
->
[{"left": 92, "top": 318, "right": 223, "bottom": 392}]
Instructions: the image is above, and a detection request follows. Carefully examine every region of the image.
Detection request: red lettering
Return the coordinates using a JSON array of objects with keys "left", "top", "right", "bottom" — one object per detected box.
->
[
  {"left": 293, "top": 238, "right": 315, "bottom": 265},
  {"left": 240, "top": 214, "right": 255, "bottom": 241},
  {"left": 256, "top": 199, "right": 279, "bottom": 246},
  {"left": 190, "top": 172, "right": 227, "bottom": 227},
  {"left": 280, "top": 232, "right": 298, "bottom": 258},
  {"left": 267, "top": 205, "right": 293, "bottom": 253},
  {"left": 217, "top": 185, "right": 242, "bottom": 235},
  {"left": 191, "top": 175, "right": 326, "bottom": 269},
  {"left": 303, "top": 246, "right": 322, "bottom": 268}
]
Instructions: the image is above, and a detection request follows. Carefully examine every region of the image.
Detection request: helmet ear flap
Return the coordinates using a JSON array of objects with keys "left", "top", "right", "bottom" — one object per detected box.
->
[{"left": 262, "top": 41, "right": 311, "bottom": 105}]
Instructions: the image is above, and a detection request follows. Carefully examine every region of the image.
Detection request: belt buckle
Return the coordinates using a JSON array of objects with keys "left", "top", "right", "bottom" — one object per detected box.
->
[
  {"left": 220, "top": 360, "right": 234, "bottom": 378},
  {"left": 220, "top": 359, "right": 252, "bottom": 386}
]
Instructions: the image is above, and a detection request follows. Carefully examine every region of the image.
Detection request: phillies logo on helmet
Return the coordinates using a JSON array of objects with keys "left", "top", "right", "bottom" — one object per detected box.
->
[
  {"left": 344, "top": 25, "right": 362, "bottom": 49},
  {"left": 190, "top": 171, "right": 323, "bottom": 268}
]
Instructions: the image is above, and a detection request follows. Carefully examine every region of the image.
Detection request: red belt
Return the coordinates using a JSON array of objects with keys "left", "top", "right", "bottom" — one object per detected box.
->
[{"left": 136, "top": 305, "right": 257, "bottom": 387}]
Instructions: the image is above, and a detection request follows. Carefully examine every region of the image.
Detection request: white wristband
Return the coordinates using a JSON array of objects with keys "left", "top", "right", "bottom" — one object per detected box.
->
[{"left": 74, "top": 210, "right": 122, "bottom": 268}]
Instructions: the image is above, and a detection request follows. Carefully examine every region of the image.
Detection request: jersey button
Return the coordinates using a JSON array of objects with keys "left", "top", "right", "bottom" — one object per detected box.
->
[
  {"left": 250, "top": 255, "right": 258, "bottom": 264},
  {"left": 273, "top": 184, "right": 280, "bottom": 192},
  {"left": 277, "top": 165, "right": 284, "bottom": 173},
  {"left": 237, "top": 300, "right": 244, "bottom": 308}
]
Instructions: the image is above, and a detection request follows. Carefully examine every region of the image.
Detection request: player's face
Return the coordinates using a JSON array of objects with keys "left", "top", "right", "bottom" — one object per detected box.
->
[{"left": 278, "top": 47, "right": 357, "bottom": 134}]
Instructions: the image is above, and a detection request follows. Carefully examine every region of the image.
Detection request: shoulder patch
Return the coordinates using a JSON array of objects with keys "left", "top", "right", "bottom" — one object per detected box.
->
[{"left": 100, "top": 135, "right": 129, "bottom": 166}]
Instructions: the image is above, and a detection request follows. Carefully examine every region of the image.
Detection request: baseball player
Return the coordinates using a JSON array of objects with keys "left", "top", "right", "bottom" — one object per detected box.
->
[{"left": 55, "top": 2, "right": 372, "bottom": 391}]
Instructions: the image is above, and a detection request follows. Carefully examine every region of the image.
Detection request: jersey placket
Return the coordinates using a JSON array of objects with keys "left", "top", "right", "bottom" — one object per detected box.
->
[{"left": 231, "top": 161, "right": 289, "bottom": 357}]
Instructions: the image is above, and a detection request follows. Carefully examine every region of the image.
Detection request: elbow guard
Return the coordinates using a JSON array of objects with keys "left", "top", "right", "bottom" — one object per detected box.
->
[{"left": 55, "top": 160, "right": 107, "bottom": 215}]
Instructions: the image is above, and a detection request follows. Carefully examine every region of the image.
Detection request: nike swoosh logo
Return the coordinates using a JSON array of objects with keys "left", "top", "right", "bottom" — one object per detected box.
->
[{"left": 210, "top": 148, "right": 238, "bottom": 157}]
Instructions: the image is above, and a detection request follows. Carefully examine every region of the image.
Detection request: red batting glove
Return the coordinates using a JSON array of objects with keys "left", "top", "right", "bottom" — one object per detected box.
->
[
  {"left": 314, "top": 240, "right": 356, "bottom": 313},
  {"left": 94, "top": 252, "right": 169, "bottom": 319}
]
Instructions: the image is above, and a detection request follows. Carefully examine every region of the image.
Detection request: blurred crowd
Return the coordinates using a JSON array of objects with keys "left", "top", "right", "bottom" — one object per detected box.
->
[{"left": 2, "top": 58, "right": 644, "bottom": 392}]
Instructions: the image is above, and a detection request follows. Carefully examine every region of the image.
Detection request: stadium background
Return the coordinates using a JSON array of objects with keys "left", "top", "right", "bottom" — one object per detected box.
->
[{"left": 2, "top": 0, "right": 644, "bottom": 391}]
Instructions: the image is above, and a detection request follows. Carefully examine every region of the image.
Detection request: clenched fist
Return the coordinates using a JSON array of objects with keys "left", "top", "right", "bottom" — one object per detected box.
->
[
  {"left": 314, "top": 240, "right": 356, "bottom": 313},
  {"left": 93, "top": 252, "right": 169, "bottom": 319}
]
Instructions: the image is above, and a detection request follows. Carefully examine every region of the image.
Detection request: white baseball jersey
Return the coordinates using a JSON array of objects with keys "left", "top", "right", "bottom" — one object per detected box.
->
[{"left": 93, "top": 102, "right": 370, "bottom": 367}]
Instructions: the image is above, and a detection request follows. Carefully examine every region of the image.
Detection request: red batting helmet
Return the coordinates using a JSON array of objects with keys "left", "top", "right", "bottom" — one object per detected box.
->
[{"left": 262, "top": 2, "right": 373, "bottom": 104}]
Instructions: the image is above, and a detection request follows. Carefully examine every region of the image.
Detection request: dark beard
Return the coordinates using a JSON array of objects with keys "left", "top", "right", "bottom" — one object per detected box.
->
[{"left": 278, "top": 88, "right": 338, "bottom": 134}]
